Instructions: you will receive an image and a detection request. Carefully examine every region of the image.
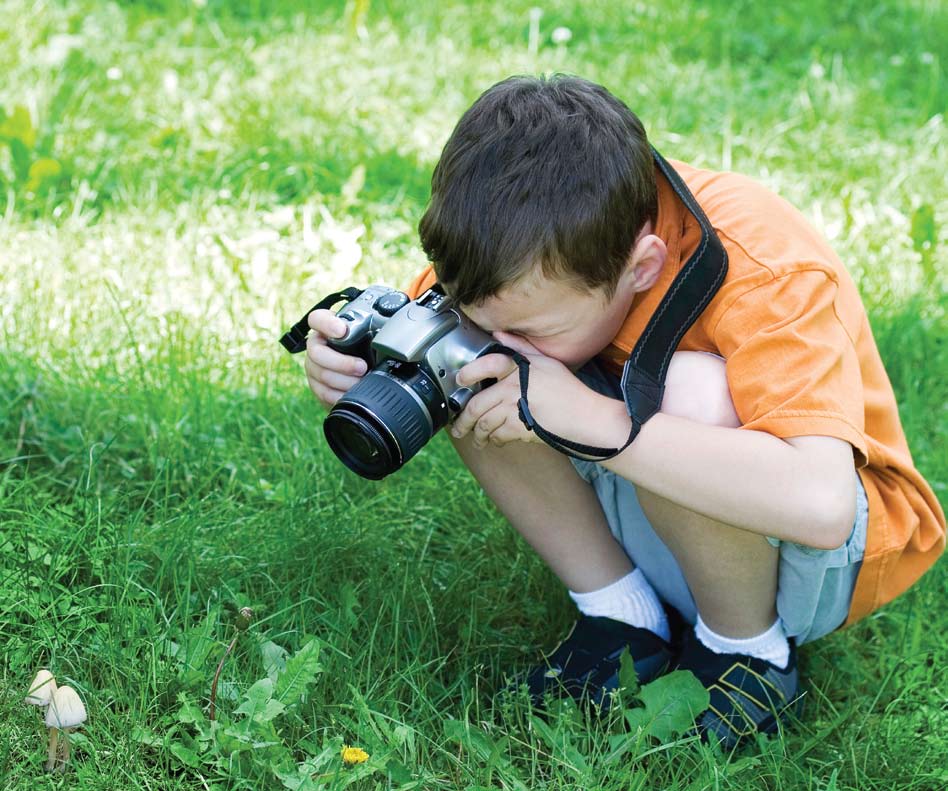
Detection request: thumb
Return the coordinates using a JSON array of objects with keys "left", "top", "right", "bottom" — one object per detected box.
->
[{"left": 493, "top": 330, "right": 541, "bottom": 356}]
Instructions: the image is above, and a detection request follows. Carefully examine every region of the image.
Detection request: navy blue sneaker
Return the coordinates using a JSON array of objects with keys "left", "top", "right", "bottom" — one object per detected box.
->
[
  {"left": 516, "top": 615, "right": 674, "bottom": 709},
  {"left": 675, "top": 628, "right": 803, "bottom": 749}
]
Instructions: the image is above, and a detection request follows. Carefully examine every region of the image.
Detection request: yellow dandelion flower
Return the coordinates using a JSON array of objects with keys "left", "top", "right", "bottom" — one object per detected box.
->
[{"left": 341, "top": 745, "right": 369, "bottom": 766}]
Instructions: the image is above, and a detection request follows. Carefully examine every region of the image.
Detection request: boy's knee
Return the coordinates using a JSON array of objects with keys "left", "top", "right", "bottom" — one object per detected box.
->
[{"left": 660, "top": 351, "right": 741, "bottom": 428}]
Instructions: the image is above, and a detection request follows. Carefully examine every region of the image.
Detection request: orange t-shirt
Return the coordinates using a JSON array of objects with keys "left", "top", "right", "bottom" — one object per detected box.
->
[{"left": 403, "top": 160, "right": 946, "bottom": 625}]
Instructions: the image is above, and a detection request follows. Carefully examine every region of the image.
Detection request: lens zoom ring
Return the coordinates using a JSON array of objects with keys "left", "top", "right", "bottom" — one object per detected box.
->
[{"left": 348, "top": 375, "right": 429, "bottom": 461}]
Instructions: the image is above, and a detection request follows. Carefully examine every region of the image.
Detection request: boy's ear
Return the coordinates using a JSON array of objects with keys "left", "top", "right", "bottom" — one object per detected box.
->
[{"left": 623, "top": 232, "right": 667, "bottom": 293}]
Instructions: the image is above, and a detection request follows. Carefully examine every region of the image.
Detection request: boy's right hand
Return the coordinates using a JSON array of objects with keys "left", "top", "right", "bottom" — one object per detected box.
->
[{"left": 304, "top": 309, "right": 369, "bottom": 407}]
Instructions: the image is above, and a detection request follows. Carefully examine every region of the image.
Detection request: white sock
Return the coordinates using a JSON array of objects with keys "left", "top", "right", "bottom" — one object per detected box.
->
[
  {"left": 694, "top": 614, "right": 790, "bottom": 669},
  {"left": 568, "top": 568, "right": 670, "bottom": 642}
]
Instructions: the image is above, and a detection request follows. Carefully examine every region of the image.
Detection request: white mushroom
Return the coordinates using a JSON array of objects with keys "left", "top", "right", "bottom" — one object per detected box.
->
[
  {"left": 45, "top": 685, "right": 87, "bottom": 773},
  {"left": 25, "top": 669, "right": 58, "bottom": 708}
]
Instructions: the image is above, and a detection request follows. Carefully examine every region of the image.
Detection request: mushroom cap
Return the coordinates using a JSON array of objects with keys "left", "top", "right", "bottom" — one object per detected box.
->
[
  {"left": 45, "top": 685, "right": 87, "bottom": 729},
  {"left": 25, "top": 669, "right": 57, "bottom": 707}
]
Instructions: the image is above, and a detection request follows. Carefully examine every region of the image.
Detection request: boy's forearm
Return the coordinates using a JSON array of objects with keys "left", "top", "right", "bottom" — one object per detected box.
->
[{"left": 589, "top": 396, "right": 854, "bottom": 549}]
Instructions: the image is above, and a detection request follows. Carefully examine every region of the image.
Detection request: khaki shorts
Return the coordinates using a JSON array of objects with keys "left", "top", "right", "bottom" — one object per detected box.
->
[{"left": 570, "top": 358, "right": 869, "bottom": 645}]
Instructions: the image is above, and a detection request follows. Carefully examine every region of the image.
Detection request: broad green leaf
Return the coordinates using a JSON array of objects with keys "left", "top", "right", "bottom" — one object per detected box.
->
[
  {"left": 386, "top": 757, "right": 413, "bottom": 784},
  {"left": 0, "top": 105, "right": 35, "bottom": 148},
  {"left": 175, "top": 692, "right": 206, "bottom": 725},
  {"left": 181, "top": 610, "right": 219, "bottom": 668},
  {"left": 275, "top": 637, "right": 322, "bottom": 705},
  {"left": 244, "top": 676, "right": 275, "bottom": 704},
  {"left": 170, "top": 742, "right": 202, "bottom": 768},
  {"left": 443, "top": 718, "right": 498, "bottom": 762},
  {"left": 234, "top": 677, "right": 286, "bottom": 723},
  {"left": 130, "top": 725, "right": 162, "bottom": 747},
  {"left": 633, "top": 670, "right": 710, "bottom": 742},
  {"left": 624, "top": 707, "right": 651, "bottom": 735},
  {"left": 277, "top": 746, "right": 340, "bottom": 790},
  {"left": 617, "top": 646, "right": 639, "bottom": 694},
  {"left": 259, "top": 638, "right": 288, "bottom": 683}
]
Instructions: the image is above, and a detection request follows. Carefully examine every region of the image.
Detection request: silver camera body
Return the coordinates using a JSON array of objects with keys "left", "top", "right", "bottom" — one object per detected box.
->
[{"left": 323, "top": 284, "right": 497, "bottom": 478}]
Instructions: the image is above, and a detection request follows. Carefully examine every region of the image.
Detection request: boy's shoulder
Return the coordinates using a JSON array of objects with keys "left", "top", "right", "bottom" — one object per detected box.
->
[{"left": 670, "top": 159, "right": 846, "bottom": 283}]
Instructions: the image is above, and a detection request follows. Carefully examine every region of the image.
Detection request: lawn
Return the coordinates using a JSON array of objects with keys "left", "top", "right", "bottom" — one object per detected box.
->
[{"left": 1, "top": 0, "right": 946, "bottom": 788}]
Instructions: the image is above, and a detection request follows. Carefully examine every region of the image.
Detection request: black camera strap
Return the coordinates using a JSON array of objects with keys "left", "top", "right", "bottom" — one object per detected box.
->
[
  {"left": 279, "top": 287, "right": 364, "bottom": 353},
  {"left": 504, "top": 147, "right": 729, "bottom": 461}
]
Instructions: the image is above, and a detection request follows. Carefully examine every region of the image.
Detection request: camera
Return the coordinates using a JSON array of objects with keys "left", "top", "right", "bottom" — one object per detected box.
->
[{"left": 310, "top": 284, "right": 497, "bottom": 479}]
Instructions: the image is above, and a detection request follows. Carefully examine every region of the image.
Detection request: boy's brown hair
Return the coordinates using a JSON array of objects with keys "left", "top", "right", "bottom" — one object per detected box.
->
[{"left": 418, "top": 74, "right": 657, "bottom": 306}]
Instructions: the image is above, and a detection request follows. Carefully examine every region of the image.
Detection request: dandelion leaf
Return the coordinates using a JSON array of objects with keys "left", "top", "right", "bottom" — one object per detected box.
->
[
  {"left": 259, "top": 637, "right": 289, "bottom": 683},
  {"left": 618, "top": 645, "right": 639, "bottom": 694},
  {"left": 175, "top": 692, "right": 207, "bottom": 725},
  {"left": 275, "top": 637, "right": 323, "bottom": 705},
  {"left": 170, "top": 742, "right": 202, "bottom": 768},
  {"left": 235, "top": 677, "right": 287, "bottom": 723},
  {"left": 629, "top": 669, "right": 710, "bottom": 742}
]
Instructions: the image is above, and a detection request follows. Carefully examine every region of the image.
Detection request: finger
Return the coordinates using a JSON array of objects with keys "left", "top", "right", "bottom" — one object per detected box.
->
[
  {"left": 305, "top": 376, "right": 346, "bottom": 408},
  {"left": 456, "top": 353, "right": 518, "bottom": 387},
  {"left": 306, "top": 340, "right": 368, "bottom": 377},
  {"left": 317, "top": 369, "right": 365, "bottom": 393},
  {"left": 492, "top": 330, "right": 542, "bottom": 356},
  {"left": 488, "top": 417, "right": 523, "bottom": 447},
  {"left": 451, "top": 385, "right": 507, "bottom": 439},
  {"left": 308, "top": 308, "right": 348, "bottom": 339},
  {"left": 471, "top": 404, "right": 509, "bottom": 448},
  {"left": 303, "top": 356, "right": 365, "bottom": 398},
  {"left": 494, "top": 410, "right": 539, "bottom": 445}
]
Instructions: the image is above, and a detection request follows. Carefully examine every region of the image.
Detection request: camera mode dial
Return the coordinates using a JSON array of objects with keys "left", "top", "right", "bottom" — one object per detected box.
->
[{"left": 373, "top": 291, "right": 410, "bottom": 317}]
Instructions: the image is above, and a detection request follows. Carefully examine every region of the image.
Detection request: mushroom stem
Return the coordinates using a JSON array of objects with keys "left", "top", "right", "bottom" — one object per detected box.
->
[
  {"left": 56, "top": 728, "right": 73, "bottom": 773},
  {"left": 45, "top": 727, "right": 59, "bottom": 772}
]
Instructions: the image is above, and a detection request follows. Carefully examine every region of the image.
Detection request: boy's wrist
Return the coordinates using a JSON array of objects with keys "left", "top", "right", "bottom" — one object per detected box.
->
[{"left": 573, "top": 390, "right": 636, "bottom": 451}]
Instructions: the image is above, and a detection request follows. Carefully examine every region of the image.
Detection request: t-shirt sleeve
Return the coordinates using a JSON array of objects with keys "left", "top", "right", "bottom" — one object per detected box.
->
[
  {"left": 403, "top": 265, "right": 438, "bottom": 300},
  {"left": 713, "top": 269, "right": 869, "bottom": 466}
]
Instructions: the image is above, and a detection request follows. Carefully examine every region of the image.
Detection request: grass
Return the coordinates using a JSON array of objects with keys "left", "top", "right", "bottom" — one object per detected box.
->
[{"left": 1, "top": 0, "right": 946, "bottom": 788}]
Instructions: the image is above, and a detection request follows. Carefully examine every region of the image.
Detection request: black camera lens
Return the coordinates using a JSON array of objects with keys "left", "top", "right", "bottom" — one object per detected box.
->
[
  {"left": 324, "top": 406, "right": 398, "bottom": 480},
  {"left": 324, "top": 364, "right": 448, "bottom": 479}
]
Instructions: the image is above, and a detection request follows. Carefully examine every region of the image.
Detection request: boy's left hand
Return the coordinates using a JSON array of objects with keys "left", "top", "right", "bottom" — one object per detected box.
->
[{"left": 450, "top": 331, "right": 615, "bottom": 449}]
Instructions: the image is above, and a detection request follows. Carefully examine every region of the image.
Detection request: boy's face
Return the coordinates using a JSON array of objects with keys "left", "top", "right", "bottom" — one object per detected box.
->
[{"left": 458, "top": 266, "right": 641, "bottom": 371}]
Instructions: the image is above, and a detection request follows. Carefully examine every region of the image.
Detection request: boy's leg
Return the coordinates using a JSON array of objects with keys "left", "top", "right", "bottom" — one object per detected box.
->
[
  {"left": 634, "top": 490, "right": 779, "bottom": 638},
  {"left": 448, "top": 431, "right": 674, "bottom": 702},
  {"left": 448, "top": 431, "right": 633, "bottom": 592},
  {"left": 614, "top": 351, "right": 861, "bottom": 747}
]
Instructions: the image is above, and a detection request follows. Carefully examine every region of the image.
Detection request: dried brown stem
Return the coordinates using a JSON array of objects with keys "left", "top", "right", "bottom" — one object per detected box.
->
[{"left": 209, "top": 632, "right": 240, "bottom": 721}]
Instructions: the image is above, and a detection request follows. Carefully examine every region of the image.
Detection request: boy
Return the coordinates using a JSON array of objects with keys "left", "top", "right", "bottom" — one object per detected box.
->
[{"left": 304, "top": 75, "right": 945, "bottom": 747}]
